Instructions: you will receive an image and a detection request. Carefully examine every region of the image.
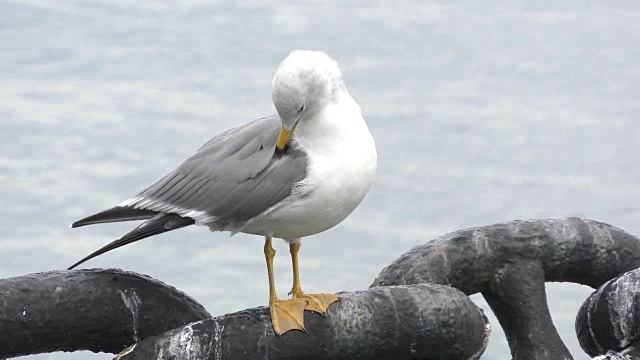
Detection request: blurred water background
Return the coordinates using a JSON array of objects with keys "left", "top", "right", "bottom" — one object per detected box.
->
[{"left": 1, "top": 1, "right": 639, "bottom": 359}]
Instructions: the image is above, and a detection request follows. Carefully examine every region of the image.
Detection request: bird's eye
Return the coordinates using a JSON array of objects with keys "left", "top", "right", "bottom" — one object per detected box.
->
[{"left": 298, "top": 104, "right": 305, "bottom": 113}]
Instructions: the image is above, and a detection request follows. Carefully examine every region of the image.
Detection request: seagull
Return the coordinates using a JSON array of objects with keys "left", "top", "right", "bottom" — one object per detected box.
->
[{"left": 68, "top": 50, "right": 377, "bottom": 335}]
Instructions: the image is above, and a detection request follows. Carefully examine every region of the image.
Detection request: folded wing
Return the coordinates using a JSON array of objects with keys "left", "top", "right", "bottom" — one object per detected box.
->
[
  {"left": 69, "top": 114, "right": 308, "bottom": 268},
  {"left": 119, "top": 114, "right": 308, "bottom": 228}
]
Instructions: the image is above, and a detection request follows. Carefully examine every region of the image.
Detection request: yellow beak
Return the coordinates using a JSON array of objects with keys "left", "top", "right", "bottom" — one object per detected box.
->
[{"left": 276, "top": 121, "right": 299, "bottom": 150}]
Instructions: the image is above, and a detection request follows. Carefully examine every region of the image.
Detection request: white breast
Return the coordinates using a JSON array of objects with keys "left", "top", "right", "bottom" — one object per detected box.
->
[{"left": 242, "top": 94, "right": 377, "bottom": 241}]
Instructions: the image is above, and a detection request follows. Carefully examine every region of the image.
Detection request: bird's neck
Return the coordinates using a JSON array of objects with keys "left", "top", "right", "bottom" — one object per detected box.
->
[{"left": 293, "top": 92, "right": 372, "bottom": 157}]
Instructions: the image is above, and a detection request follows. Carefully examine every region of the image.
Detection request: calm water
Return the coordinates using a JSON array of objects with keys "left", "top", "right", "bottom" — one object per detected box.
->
[{"left": 2, "top": 1, "right": 639, "bottom": 359}]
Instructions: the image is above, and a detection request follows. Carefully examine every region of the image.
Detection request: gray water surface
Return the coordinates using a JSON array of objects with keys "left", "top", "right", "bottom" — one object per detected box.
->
[{"left": 2, "top": 1, "right": 639, "bottom": 359}]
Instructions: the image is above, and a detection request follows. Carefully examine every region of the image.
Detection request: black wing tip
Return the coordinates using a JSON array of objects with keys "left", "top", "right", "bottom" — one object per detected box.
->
[
  {"left": 70, "top": 221, "right": 84, "bottom": 229},
  {"left": 69, "top": 207, "right": 158, "bottom": 229},
  {"left": 70, "top": 217, "right": 100, "bottom": 228},
  {"left": 67, "top": 248, "right": 109, "bottom": 270},
  {"left": 67, "top": 254, "right": 96, "bottom": 270},
  {"left": 67, "top": 213, "right": 195, "bottom": 271}
]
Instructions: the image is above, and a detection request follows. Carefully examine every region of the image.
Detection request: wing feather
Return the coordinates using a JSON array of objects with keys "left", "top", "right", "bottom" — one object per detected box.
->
[
  {"left": 121, "top": 114, "right": 308, "bottom": 228},
  {"left": 70, "top": 114, "right": 306, "bottom": 268},
  {"left": 68, "top": 213, "right": 195, "bottom": 269}
]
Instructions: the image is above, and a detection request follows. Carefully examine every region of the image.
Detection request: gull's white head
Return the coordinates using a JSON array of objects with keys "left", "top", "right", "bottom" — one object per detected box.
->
[{"left": 272, "top": 51, "right": 346, "bottom": 138}]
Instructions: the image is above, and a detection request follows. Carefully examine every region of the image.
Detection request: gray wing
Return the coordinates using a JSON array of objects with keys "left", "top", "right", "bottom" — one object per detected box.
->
[{"left": 119, "top": 114, "right": 308, "bottom": 229}]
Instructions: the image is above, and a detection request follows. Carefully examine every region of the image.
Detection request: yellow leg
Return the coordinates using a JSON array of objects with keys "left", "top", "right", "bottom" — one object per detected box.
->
[
  {"left": 264, "top": 237, "right": 307, "bottom": 336},
  {"left": 288, "top": 242, "right": 340, "bottom": 314}
]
